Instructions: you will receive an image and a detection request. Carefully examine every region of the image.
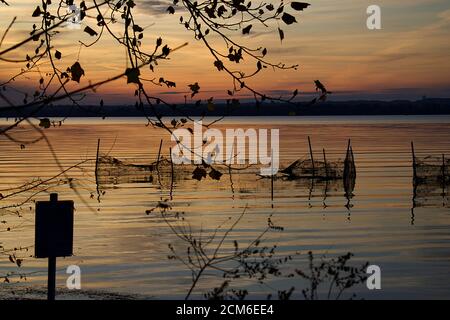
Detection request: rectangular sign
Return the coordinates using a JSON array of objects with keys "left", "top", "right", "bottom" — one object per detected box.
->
[{"left": 35, "top": 200, "right": 74, "bottom": 258}]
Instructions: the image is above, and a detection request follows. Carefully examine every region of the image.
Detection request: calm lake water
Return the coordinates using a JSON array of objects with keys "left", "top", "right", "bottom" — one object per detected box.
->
[{"left": 1, "top": 115, "right": 450, "bottom": 299}]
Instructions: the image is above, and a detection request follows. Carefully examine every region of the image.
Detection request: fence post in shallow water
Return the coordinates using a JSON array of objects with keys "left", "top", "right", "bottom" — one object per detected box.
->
[
  {"left": 411, "top": 141, "right": 417, "bottom": 182},
  {"left": 169, "top": 147, "right": 174, "bottom": 200},
  {"left": 323, "top": 148, "right": 329, "bottom": 179},
  {"left": 271, "top": 149, "right": 274, "bottom": 203},
  {"left": 95, "top": 139, "right": 100, "bottom": 187},
  {"left": 442, "top": 154, "right": 446, "bottom": 196},
  {"left": 308, "top": 136, "right": 315, "bottom": 177},
  {"left": 156, "top": 139, "right": 163, "bottom": 169},
  {"left": 411, "top": 142, "right": 418, "bottom": 211}
]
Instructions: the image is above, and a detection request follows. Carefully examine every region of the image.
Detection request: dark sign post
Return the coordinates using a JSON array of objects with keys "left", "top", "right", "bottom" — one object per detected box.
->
[{"left": 35, "top": 193, "right": 74, "bottom": 300}]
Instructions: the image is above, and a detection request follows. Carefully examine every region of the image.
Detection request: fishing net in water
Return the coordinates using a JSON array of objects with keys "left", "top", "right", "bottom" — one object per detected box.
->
[
  {"left": 278, "top": 143, "right": 356, "bottom": 200},
  {"left": 413, "top": 155, "right": 450, "bottom": 208},
  {"left": 413, "top": 184, "right": 449, "bottom": 208},
  {"left": 414, "top": 155, "right": 450, "bottom": 185},
  {"left": 96, "top": 155, "right": 194, "bottom": 187},
  {"left": 280, "top": 158, "right": 344, "bottom": 179}
]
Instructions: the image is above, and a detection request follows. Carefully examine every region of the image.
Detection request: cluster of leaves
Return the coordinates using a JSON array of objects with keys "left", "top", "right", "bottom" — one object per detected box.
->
[
  {"left": 154, "top": 205, "right": 284, "bottom": 299},
  {"left": 294, "top": 251, "right": 369, "bottom": 300},
  {"left": 169, "top": 0, "right": 314, "bottom": 104},
  {"left": 192, "top": 163, "right": 223, "bottom": 181},
  {"left": 151, "top": 197, "right": 369, "bottom": 300},
  {"left": 0, "top": 245, "right": 31, "bottom": 283},
  {"left": 204, "top": 280, "right": 248, "bottom": 300},
  {"left": 204, "top": 250, "right": 369, "bottom": 300},
  {"left": 7, "top": 253, "right": 23, "bottom": 268}
]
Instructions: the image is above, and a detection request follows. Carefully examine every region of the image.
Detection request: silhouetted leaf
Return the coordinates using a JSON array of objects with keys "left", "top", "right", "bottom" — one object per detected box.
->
[
  {"left": 54, "top": 50, "right": 62, "bottom": 60},
  {"left": 188, "top": 82, "right": 200, "bottom": 97},
  {"left": 162, "top": 45, "right": 170, "bottom": 56},
  {"left": 314, "top": 80, "right": 330, "bottom": 94},
  {"left": 242, "top": 25, "right": 252, "bottom": 34},
  {"left": 39, "top": 118, "right": 51, "bottom": 129},
  {"left": 278, "top": 28, "right": 284, "bottom": 42},
  {"left": 214, "top": 60, "right": 224, "bottom": 71},
  {"left": 209, "top": 168, "right": 223, "bottom": 180},
  {"left": 205, "top": 6, "right": 216, "bottom": 18},
  {"left": 159, "top": 77, "right": 176, "bottom": 88},
  {"left": 281, "top": 13, "right": 297, "bottom": 25},
  {"left": 167, "top": 6, "right": 175, "bottom": 14},
  {"left": 133, "top": 24, "right": 143, "bottom": 32},
  {"left": 84, "top": 26, "right": 98, "bottom": 36},
  {"left": 70, "top": 62, "right": 85, "bottom": 83},
  {"left": 291, "top": 2, "right": 310, "bottom": 11},
  {"left": 125, "top": 68, "right": 140, "bottom": 84},
  {"left": 192, "top": 167, "right": 207, "bottom": 181},
  {"left": 217, "top": 5, "right": 226, "bottom": 17},
  {"left": 32, "top": 6, "right": 41, "bottom": 17}
]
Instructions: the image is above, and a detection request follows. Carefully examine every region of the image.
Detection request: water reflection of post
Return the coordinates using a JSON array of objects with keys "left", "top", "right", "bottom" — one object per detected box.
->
[
  {"left": 442, "top": 154, "right": 446, "bottom": 206},
  {"left": 308, "top": 179, "right": 313, "bottom": 208},
  {"left": 411, "top": 141, "right": 417, "bottom": 225},
  {"left": 308, "top": 136, "right": 315, "bottom": 178},
  {"left": 323, "top": 148, "right": 329, "bottom": 208},
  {"left": 271, "top": 149, "right": 274, "bottom": 209},
  {"left": 156, "top": 139, "right": 163, "bottom": 188},
  {"left": 228, "top": 144, "right": 235, "bottom": 201},
  {"left": 308, "top": 136, "right": 315, "bottom": 207},
  {"left": 95, "top": 138, "right": 101, "bottom": 201},
  {"left": 169, "top": 147, "right": 174, "bottom": 200}
]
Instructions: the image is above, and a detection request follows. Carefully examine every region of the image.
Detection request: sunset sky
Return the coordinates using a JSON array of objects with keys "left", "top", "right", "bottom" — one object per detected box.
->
[{"left": 0, "top": 0, "right": 449, "bottom": 105}]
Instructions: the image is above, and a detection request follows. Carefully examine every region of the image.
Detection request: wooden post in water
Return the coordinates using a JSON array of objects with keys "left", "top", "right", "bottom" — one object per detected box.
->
[
  {"left": 308, "top": 136, "right": 315, "bottom": 177},
  {"left": 411, "top": 141, "right": 418, "bottom": 210},
  {"left": 442, "top": 154, "right": 446, "bottom": 180},
  {"left": 323, "top": 148, "right": 328, "bottom": 179},
  {"left": 271, "top": 149, "right": 274, "bottom": 202},
  {"left": 169, "top": 147, "right": 174, "bottom": 199},
  {"left": 156, "top": 139, "right": 163, "bottom": 169},
  {"left": 411, "top": 141, "right": 417, "bottom": 182},
  {"left": 95, "top": 139, "right": 100, "bottom": 193},
  {"left": 442, "top": 154, "right": 446, "bottom": 196},
  {"left": 95, "top": 139, "right": 100, "bottom": 175}
]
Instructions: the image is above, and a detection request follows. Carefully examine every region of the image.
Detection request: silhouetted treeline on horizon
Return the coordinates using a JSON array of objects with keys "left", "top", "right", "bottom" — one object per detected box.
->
[{"left": 1, "top": 98, "right": 450, "bottom": 118}]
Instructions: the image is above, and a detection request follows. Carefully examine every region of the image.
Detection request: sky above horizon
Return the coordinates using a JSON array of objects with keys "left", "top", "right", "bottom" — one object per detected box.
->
[{"left": 0, "top": 0, "right": 449, "bottom": 105}]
